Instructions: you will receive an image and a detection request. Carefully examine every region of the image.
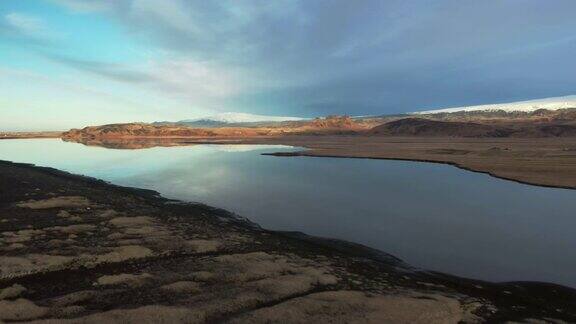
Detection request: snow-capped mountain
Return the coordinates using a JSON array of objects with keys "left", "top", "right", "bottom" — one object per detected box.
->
[
  {"left": 414, "top": 95, "right": 576, "bottom": 114},
  {"left": 180, "top": 112, "right": 304, "bottom": 124},
  {"left": 154, "top": 112, "right": 306, "bottom": 127}
]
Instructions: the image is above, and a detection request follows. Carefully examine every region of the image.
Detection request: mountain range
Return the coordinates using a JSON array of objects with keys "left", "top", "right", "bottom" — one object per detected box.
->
[
  {"left": 152, "top": 95, "right": 576, "bottom": 128},
  {"left": 415, "top": 95, "right": 576, "bottom": 114},
  {"left": 154, "top": 112, "right": 305, "bottom": 128}
]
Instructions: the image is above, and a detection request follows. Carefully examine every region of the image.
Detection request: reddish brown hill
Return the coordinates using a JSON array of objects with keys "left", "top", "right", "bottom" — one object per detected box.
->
[
  {"left": 62, "top": 116, "right": 368, "bottom": 140},
  {"left": 368, "top": 118, "right": 513, "bottom": 137},
  {"left": 369, "top": 118, "right": 576, "bottom": 137},
  {"left": 513, "top": 125, "right": 576, "bottom": 137},
  {"left": 62, "top": 123, "right": 275, "bottom": 139},
  {"left": 310, "top": 116, "right": 355, "bottom": 128}
]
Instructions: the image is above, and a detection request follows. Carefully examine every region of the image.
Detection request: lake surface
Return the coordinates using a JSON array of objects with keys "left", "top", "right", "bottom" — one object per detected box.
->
[{"left": 1, "top": 138, "right": 576, "bottom": 287}]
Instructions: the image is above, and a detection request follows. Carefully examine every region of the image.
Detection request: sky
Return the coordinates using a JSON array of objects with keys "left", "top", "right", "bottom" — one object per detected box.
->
[{"left": 1, "top": 0, "right": 576, "bottom": 131}]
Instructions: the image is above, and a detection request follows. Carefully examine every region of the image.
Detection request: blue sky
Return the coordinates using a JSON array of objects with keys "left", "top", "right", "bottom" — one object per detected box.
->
[{"left": 1, "top": 0, "right": 576, "bottom": 131}]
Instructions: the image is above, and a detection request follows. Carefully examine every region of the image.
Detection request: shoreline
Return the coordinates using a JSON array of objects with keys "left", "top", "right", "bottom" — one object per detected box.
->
[
  {"left": 1, "top": 159, "right": 576, "bottom": 322},
  {"left": 0, "top": 132, "right": 62, "bottom": 140},
  {"left": 7, "top": 135, "right": 576, "bottom": 190},
  {"left": 263, "top": 151, "right": 576, "bottom": 190},
  {"left": 176, "top": 135, "right": 576, "bottom": 190}
]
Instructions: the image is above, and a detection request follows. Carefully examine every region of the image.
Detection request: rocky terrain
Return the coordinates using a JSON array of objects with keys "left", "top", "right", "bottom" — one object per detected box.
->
[{"left": 1, "top": 160, "right": 576, "bottom": 323}]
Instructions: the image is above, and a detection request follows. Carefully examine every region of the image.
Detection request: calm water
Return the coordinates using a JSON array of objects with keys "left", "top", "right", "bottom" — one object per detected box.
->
[{"left": 1, "top": 138, "right": 576, "bottom": 287}]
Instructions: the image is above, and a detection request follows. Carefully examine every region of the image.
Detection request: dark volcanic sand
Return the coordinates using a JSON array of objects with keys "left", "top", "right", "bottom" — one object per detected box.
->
[{"left": 1, "top": 160, "right": 575, "bottom": 323}]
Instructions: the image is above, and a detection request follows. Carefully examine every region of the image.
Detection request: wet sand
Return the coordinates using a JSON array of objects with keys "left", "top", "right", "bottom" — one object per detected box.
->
[{"left": 1, "top": 160, "right": 576, "bottom": 322}]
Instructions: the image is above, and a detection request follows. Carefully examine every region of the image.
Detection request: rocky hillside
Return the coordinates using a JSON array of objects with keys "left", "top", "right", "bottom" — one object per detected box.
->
[
  {"left": 515, "top": 124, "right": 576, "bottom": 137},
  {"left": 62, "top": 116, "right": 369, "bottom": 139},
  {"left": 61, "top": 113, "right": 576, "bottom": 140},
  {"left": 418, "top": 108, "right": 576, "bottom": 125},
  {"left": 309, "top": 116, "right": 355, "bottom": 128},
  {"left": 369, "top": 118, "right": 576, "bottom": 137},
  {"left": 369, "top": 118, "right": 512, "bottom": 137},
  {"left": 62, "top": 123, "right": 274, "bottom": 139}
]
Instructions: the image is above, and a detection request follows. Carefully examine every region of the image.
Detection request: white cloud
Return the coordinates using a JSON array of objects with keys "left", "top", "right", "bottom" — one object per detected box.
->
[
  {"left": 3, "top": 12, "right": 60, "bottom": 41},
  {"left": 5, "top": 13, "right": 46, "bottom": 35},
  {"left": 148, "top": 59, "right": 242, "bottom": 97}
]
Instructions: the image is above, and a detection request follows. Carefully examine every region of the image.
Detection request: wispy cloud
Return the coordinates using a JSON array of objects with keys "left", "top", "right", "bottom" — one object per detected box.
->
[
  {"left": 5, "top": 13, "right": 46, "bottom": 34},
  {"left": 43, "top": 53, "right": 248, "bottom": 103},
  {"left": 44, "top": 54, "right": 151, "bottom": 83},
  {"left": 1, "top": 12, "right": 61, "bottom": 42}
]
